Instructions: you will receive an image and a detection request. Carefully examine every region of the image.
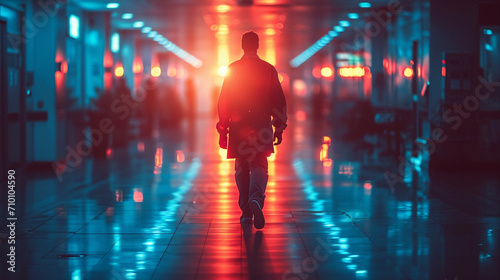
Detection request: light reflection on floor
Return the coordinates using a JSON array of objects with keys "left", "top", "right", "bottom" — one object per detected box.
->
[{"left": 1, "top": 117, "right": 499, "bottom": 280}]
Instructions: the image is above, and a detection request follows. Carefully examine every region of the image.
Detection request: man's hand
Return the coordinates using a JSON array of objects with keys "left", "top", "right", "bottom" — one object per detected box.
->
[
  {"left": 274, "top": 131, "right": 283, "bottom": 145},
  {"left": 219, "top": 132, "right": 228, "bottom": 149}
]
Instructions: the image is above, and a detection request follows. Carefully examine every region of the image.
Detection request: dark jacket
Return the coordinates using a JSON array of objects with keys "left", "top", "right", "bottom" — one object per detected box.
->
[{"left": 217, "top": 53, "right": 287, "bottom": 159}]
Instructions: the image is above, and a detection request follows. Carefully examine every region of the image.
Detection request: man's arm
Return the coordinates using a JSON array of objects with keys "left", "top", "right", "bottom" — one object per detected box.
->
[
  {"left": 270, "top": 68, "right": 287, "bottom": 145},
  {"left": 216, "top": 69, "right": 232, "bottom": 148}
]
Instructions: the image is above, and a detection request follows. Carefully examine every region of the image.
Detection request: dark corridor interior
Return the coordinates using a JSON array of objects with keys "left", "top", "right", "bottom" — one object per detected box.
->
[{"left": 1, "top": 0, "right": 500, "bottom": 279}]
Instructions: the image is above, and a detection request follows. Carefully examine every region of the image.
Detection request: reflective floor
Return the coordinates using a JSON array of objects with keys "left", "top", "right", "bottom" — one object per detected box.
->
[{"left": 1, "top": 117, "right": 500, "bottom": 280}]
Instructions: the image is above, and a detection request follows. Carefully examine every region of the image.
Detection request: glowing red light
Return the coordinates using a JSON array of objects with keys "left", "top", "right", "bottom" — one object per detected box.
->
[
  {"left": 60, "top": 61, "right": 68, "bottom": 74},
  {"left": 106, "top": 148, "right": 113, "bottom": 158},
  {"left": 442, "top": 67, "right": 446, "bottom": 77},
  {"left": 295, "top": 110, "right": 306, "bottom": 121},
  {"left": 133, "top": 189, "right": 143, "bottom": 202},
  {"left": 133, "top": 57, "right": 143, "bottom": 74},
  {"left": 176, "top": 150, "right": 185, "bottom": 163},
  {"left": 312, "top": 67, "right": 322, "bottom": 79},
  {"left": 137, "top": 141, "right": 145, "bottom": 152}
]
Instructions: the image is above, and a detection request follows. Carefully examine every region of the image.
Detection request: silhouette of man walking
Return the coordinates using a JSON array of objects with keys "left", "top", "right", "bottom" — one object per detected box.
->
[{"left": 217, "top": 31, "right": 287, "bottom": 229}]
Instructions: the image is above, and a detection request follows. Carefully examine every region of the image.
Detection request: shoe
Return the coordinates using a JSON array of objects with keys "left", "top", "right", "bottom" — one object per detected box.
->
[
  {"left": 240, "top": 215, "right": 252, "bottom": 224},
  {"left": 249, "top": 200, "right": 265, "bottom": 229}
]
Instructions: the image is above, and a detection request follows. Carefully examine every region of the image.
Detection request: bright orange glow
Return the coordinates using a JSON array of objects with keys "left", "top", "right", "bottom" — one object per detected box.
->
[
  {"left": 137, "top": 141, "right": 145, "bottom": 152},
  {"left": 155, "top": 148, "right": 163, "bottom": 167},
  {"left": 417, "top": 66, "right": 421, "bottom": 77},
  {"left": 60, "top": 61, "right": 68, "bottom": 74},
  {"left": 265, "top": 28, "right": 276, "bottom": 35},
  {"left": 176, "top": 150, "right": 185, "bottom": 162},
  {"left": 268, "top": 149, "right": 277, "bottom": 162},
  {"left": 167, "top": 66, "right": 177, "bottom": 77},
  {"left": 278, "top": 73, "right": 284, "bottom": 83},
  {"left": 323, "top": 136, "right": 331, "bottom": 144},
  {"left": 219, "top": 148, "right": 230, "bottom": 161},
  {"left": 320, "top": 144, "right": 329, "bottom": 161},
  {"left": 133, "top": 188, "right": 143, "bottom": 202},
  {"left": 151, "top": 66, "right": 161, "bottom": 77},
  {"left": 218, "top": 65, "right": 228, "bottom": 77},
  {"left": 114, "top": 66, "right": 124, "bottom": 77},
  {"left": 404, "top": 67, "right": 413, "bottom": 78},
  {"left": 321, "top": 67, "right": 333, "bottom": 78},
  {"left": 295, "top": 110, "right": 306, "bottom": 121},
  {"left": 217, "top": 24, "right": 229, "bottom": 35},
  {"left": 263, "top": 37, "right": 276, "bottom": 65},
  {"left": 339, "top": 66, "right": 365, "bottom": 77},
  {"left": 133, "top": 57, "right": 143, "bottom": 74},
  {"left": 323, "top": 159, "right": 332, "bottom": 167},
  {"left": 442, "top": 66, "right": 446, "bottom": 77},
  {"left": 293, "top": 79, "right": 307, "bottom": 96},
  {"left": 216, "top": 4, "right": 231, "bottom": 13}
]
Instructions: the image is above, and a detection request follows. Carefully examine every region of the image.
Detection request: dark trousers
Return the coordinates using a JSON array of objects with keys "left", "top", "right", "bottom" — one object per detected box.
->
[{"left": 235, "top": 153, "right": 269, "bottom": 216}]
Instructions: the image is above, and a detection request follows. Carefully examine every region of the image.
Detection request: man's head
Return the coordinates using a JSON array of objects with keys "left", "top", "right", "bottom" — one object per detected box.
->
[{"left": 242, "top": 31, "right": 259, "bottom": 53}]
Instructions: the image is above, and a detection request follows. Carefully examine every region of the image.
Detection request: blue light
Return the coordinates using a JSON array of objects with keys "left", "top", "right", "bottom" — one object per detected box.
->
[
  {"left": 69, "top": 14, "right": 80, "bottom": 39},
  {"left": 359, "top": 2, "right": 371, "bottom": 8},
  {"left": 132, "top": 21, "right": 144, "bottom": 28},
  {"left": 348, "top": 13, "right": 359, "bottom": 19},
  {"left": 154, "top": 34, "right": 163, "bottom": 41},
  {"left": 106, "top": 3, "right": 119, "bottom": 9},
  {"left": 148, "top": 31, "right": 157, "bottom": 38},
  {"left": 111, "top": 33, "right": 120, "bottom": 53},
  {"left": 141, "top": 27, "right": 151, "bottom": 33},
  {"left": 328, "top": 30, "right": 338, "bottom": 37},
  {"left": 484, "top": 29, "right": 493, "bottom": 35},
  {"left": 334, "top": 26, "right": 344, "bottom": 32},
  {"left": 122, "top": 13, "right": 133, "bottom": 19},
  {"left": 339, "top": 21, "right": 350, "bottom": 27}
]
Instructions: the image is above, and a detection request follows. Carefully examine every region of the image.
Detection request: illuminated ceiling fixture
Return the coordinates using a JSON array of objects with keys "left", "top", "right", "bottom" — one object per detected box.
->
[
  {"left": 339, "top": 21, "right": 350, "bottom": 27},
  {"left": 142, "top": 27, "right": 151, "bottom": 33},
  {"left": 132, "top": 21, "right": 144, "bottom": 28},
  {"left": 154, "top": 34, "right": 163, "bottom": 41},
  {"left": 359, "top": 2, "right": 371, "bottom": 8},
  {"left": 217, "top": 5, "right": 231, "bottom": 13},
  {"left": 106, "top": 3, "right": 119, "bottom": 9},
  {"left": 265, "top": 28, "right": 276, "bottom": 36},
  {"left": 334, "top": 26, "right": 344, "bottom": 32},
  {"left": 290, "top": 32, "right": 337, "bottom": 68},
  {"left": 160, "top": 39, "right": 203, "bottom": 68},
  {"left": 348, "top": 13, "right": 359, "bottom": 19},
  {"left": 148, "top": 31, "right": 157, "bottom": 38},
  {"left": 484, "top": 29, "right": 493, "bottom": 35},
  {"left": 122, "top": 13, "right": 133, "bottom": 19}
]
